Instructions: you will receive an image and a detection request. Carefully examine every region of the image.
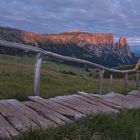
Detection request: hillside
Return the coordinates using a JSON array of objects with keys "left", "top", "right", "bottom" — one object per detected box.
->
[
  {"left": 0, "top": 26, "right": 138, "bottom": 67},
  {"left": 0, "top": 55, "right": 135, "bottom": 100}
]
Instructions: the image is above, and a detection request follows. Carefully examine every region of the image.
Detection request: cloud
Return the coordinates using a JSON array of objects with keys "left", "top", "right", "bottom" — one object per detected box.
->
[
  {"left": 0, "top": 0, "right": 140, "bottom": 45},
  {"left": 128, "top": 37, "right": 140, "bottom": 46}
]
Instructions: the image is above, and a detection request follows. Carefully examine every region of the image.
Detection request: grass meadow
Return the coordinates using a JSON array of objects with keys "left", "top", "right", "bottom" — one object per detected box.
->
[{"left": 0, "top": 54, "right": 136, "bottom": 100}]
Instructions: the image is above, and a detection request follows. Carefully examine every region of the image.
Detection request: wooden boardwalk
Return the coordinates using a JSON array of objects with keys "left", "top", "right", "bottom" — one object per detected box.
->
[{"left": 1, "top": 90, "right": 140, "bottom": 138}]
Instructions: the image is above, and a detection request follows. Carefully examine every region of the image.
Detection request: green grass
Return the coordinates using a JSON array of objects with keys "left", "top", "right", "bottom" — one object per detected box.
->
[
  {"left": 13, "top": 109, "right": 140, "bottom": 140},
  {"left": 104, "top": 64, "right": 137, "bottom": 79},
  {"left": 114, "top": 64, "right": 135, "bottom": 70},
  {"left": 0, "top": 55, "right": 136, "bottom": 100}
]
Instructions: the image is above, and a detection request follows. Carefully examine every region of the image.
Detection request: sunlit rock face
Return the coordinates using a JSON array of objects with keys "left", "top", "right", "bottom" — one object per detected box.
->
[
  {"left": 119, "top": 37, "right": 128, "bottom": 47},
  {"left": 112, "top": 37, "right": 132, "bottom": 63},
  {"left": 0, "top": 26, "right": 138, "bottom": 67}
]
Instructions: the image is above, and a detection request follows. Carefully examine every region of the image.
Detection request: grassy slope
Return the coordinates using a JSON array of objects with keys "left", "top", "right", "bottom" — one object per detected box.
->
[
  {"left": 15, "top": 109, "right": 140, "bottom": 140},
  {"left": 104, "top": 64, "right": 137, "bottom": 79},
  {"left": 0, "top": 55, "right": 136, "bottom": 100}
]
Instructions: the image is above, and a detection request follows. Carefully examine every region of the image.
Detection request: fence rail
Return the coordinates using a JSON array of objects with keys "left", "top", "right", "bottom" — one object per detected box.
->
[{"left": 0, "top": 39, "right": 139, "bottom": 95}]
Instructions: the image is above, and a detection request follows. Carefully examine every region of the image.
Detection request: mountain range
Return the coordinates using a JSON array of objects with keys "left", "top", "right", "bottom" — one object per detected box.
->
[{"left": 0, "top": 26, "right": 138, "bottom": 67}]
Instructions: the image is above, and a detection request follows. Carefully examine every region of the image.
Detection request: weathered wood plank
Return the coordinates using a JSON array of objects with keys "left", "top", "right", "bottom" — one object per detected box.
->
[
  {"left": 0, "top": 114, "right": 18, "bottom": 138},
  {"left": 50, "top": 97, "right": 90, "bottom": 115},
  {"left": 128, "top": 90, "right": 140, "bottom": 97},
  {"left": 95, "top": 92, "right": 137, "bottom": 109},
  {"left": 53, "top": 95, "right": 106, "bottom": 115},
  {"left": 28, "top": 96, "right": 85, "bottom": 119},
  {"left": 125, "top": 92, "right": 140, "bottom": 108},
  {"left": 0, "top": 101, "right": 36, "bottom": 131},
  {"left": 9, "top": 99, "right": 55, "bottom": 127},
  {"left": 0, "top": 99, "right": 54, "bottom": 131},
  {"left": 23, "top": 101, "right": 71, "bottom": 124},
  {"left": 113, "top": 93, "right": 140, "bottom": 109},
  {"left": 83, "top": 91, "right": 140, "bottom": 109},
  {"left": 55, "top": 96, "right": 95, "bottom": 113},
  {"left": 0, "top": 100, "right": 37, "bottom": 131},
  {"left": 72, "top": 94, "right": 119, "bottom": 113},
  {"left": 77, "top": 92, "right": 122, "bottom": 110}
]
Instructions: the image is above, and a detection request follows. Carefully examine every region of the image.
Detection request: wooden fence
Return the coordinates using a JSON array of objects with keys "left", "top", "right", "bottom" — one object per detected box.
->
[{"left": 0, "top": 40, "right": 140, "bottom": 95}]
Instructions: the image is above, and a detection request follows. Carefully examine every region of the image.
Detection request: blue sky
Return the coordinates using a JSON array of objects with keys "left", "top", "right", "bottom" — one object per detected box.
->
[{"left": 0, "top": 0, "right": 140, "bottom": 45}]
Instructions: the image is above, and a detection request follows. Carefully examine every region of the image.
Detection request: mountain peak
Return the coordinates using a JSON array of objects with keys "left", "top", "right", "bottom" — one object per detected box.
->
[{"left": 119, "top": 37, "right": 128, "bottom": 47}]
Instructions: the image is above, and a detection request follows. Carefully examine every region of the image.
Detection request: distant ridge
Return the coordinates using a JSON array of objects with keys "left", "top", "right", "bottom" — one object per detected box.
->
[{"left": 0, "top": 26, "right": 138, "bottom": 67}]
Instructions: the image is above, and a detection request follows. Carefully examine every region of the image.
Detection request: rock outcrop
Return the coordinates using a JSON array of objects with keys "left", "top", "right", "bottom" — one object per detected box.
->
[
  {"left": 0, "top": 26, "right": 138, "bottom": 67},
  {"left": 119, "top": 37, "right": 128, "bottom": 47}
]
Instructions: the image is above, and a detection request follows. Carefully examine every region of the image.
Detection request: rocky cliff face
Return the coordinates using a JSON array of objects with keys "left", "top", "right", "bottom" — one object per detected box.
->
[{"left": 0, "top": 27, "right": 138, "bottom": 67}]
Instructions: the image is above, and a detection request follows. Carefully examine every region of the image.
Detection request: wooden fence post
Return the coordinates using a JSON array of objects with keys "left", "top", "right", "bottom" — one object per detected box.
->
[
  {"left": 34, "top": 53, "right": 42, "bottom": 96},
  {"left": 99, "top": 69, "right": 104, "bottom": 94},
  {"left": 136, "top": 72, "right": 140, "bottom": 89},
  {"left": 124, "top": 73, "right": 128, "bottom": 91},
  {"left": 109, "top": 74, "right": 113, "bottom": 92}
]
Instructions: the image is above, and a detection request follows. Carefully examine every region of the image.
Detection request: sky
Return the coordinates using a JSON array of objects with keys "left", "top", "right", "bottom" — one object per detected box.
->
[{"left": 0, "top": 0, "right": 140, "bottom": 46}]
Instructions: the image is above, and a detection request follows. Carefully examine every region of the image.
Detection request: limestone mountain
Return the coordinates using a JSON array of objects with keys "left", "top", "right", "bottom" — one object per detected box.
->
[{"left": 0, "top": 26, "right": 138, "bottom": 67}]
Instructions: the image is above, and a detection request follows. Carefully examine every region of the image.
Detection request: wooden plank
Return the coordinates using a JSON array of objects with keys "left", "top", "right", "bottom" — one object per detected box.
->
[
  {"left": 53, "top": 95, "right": 106, "bottom": 115},
  {"left": 128, "top": 90, "right": 140, "bottom": 97},
  {"left": 72, "top": 94, "right": 119, "bottom": 113},
  {"left": 0, "top": 99, "right": 54, "bottom": 131},
  {"left": 95, "top": 92, "right": 135, "bottom": 109},
  {"left": 125, "top": 94, "right": 140, "bottom": 108},
  {"left": 34, "top": 53, "right": 42, "bottom": 96},
  {"left": 0, "top": 100, "right": 36, "bottom": 131},
  {"left": 50, "top": 97, "right": 90, "bottom": 115},
  {"left": 0, "top": 114, "right": 18, "bottom": 138},
  {"left": 54, "top": 96, "right": 96, "bottom": 114},
  {"left": 85, "top": 92, "right": 140, "bottom": 109},
  {"left": 23, "top": 101, "right": 71, "bottom": 124},
  {"left": 8, "top": 99, "right": 55, "bottom": 128},
  {"left": 90, "top": 94, "right": 123, "bottom": 109},
  {"left": 105, "top": 93, "right": 140, "bottom": 109},
  {"left": 77, "top": 92, "right": 122, "bottom": 110},
  {"left": 28, "top": 96, "right": 85, "bottom": 119}
]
